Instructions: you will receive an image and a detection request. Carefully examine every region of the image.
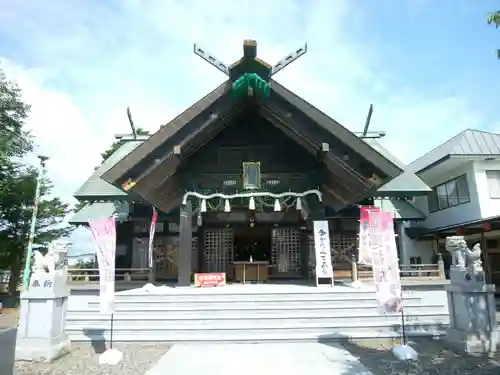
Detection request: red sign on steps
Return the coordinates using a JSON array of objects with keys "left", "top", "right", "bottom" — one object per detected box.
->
[{"left": 194, "top": 273, "right": 226, "bottom": 287}]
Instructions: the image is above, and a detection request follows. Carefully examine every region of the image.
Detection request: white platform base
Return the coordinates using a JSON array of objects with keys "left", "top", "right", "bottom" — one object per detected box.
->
[
  {"left": 350, "top": 281, "right": 365, "bottom": 289},
  {"left": 98, "top": 349, "right": 123, "bottom": 365},
  {"left": 142, "top": 283, "right": 157, "bottom": 292},
  {"left": 392, "top": 344, "right": 418, "bottom": 361}
]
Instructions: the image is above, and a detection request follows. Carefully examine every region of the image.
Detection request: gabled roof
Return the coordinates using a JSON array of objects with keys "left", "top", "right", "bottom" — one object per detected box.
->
[
  {"left": 363, "top": 138, "right": 431, "bottom": 196},
  {"left": 270, "top": 81, "right": 402, "bottom": 177},
  {"left": 68, "top": 202, "right": 117, "bottom": 225},
  {"left": 102, "top": 82, "right": 231, "bottom": 185},
  {"left": 373, "top": 198, "right": 425, "bottom": 220},
  {"left": 100, "top": 78, "right": 407, "bottom": 212},
  {"left": 408, "top": 129, "right": 500, "bottom": 174},
  {"left": 102, "top": 81, "right": 402, "bottom": 187},
  {"left": 75, "top": 136, "right": 426, "bottom": 203},
  {"left": 73, "top": 140, "right": 142, "bottom": 200}
]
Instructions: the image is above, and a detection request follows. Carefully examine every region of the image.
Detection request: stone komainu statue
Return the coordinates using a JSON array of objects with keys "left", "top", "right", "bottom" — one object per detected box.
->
[
  {"left": 31, "top": 240, "right": 68, "bottom": 273},
  {"left": 445, "top": 236, "right": 483, "bottom": 273},
  {"left": 32, "top": 249, "right": 57, "bottom": 273},
  {"left": 464, "top": 243, "right": 483, "bottom": 273}
]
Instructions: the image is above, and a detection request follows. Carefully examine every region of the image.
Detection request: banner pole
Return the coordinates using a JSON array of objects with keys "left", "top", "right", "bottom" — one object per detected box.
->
[
  {"left": 22, "top": 155, "right": 48, "bottom": 290},
  {"left": 90, "top": 217, "right": 123, "bottom": 365},
  {"left": 367, "top": 209, "right": 417, "bottom": 360},
  {"left": 400, "top": 295, "right": 407, "bottom": 345},
  {"left": 110, "top": 313, "right": 115, "bottom": 349}
]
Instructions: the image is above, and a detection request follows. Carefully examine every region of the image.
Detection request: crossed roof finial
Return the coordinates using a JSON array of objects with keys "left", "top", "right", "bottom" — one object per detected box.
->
[{"left": 193, "top": 40, "right": 307, "bottom": 82}]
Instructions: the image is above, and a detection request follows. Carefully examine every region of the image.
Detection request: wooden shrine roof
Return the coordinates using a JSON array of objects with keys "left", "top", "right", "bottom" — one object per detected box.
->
[{"left": 101, "top": 80, "right": 405, "bottom": 212}]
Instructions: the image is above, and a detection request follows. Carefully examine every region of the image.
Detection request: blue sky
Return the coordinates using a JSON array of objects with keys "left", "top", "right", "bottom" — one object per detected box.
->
[{"left": 0, "top": 0, "right": 498, "bottom": 255}]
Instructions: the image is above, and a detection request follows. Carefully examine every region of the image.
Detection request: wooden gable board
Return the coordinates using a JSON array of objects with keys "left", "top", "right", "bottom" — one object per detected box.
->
[
  {"left": 269, "top": 80, "right": 402, "bottom": 179},
  {"left": 102, "top": 81, "right": 231, "bottom": 186}
]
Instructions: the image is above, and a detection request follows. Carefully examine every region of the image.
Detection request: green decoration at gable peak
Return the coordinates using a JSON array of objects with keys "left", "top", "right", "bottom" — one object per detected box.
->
[
  {"left": 193, "top": 39, "right": 307, "bottom": 99},
  {"left": 232, "top": 73, "right": 271, "bottom": 99}
]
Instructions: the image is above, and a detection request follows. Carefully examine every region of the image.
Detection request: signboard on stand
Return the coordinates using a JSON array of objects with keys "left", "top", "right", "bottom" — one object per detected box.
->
[
  {"left": 313, "top": 220, "right": 334, "bottom": 287},
  {"left": 194, "top": 273, "right": 226, "bottom": 287}
]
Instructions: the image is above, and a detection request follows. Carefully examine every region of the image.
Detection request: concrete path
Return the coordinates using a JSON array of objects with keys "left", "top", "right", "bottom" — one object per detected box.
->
[
  {"left": 145, "top": 342, "right": 373, "bottom": 375},
  {"left": 0, "top": 327, "right": 16, "bottom": 371}
]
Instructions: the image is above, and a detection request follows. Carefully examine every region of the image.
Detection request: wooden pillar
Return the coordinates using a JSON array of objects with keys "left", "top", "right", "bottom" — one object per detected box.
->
[
  {"left": 300, "top": 228, "right": 309, "bottom": 278},
  {"left": 197, "top": 227, "right": 205, "bottom": 273},
  {"left": 178, "top": 202, "right": 193, "bottom": 286},
  {"left": 437, "top": 253, "right": 445, "bottom": 279},
  {"left": 351, "top": 252, "right": 358, "bottom": 282},
  {"left": 394, "top": 220, "right": 402, "bottom": 265},
  {"left": 118, "top": 221, "right": 134, "bottom": 269},
  {"left": 480, "top": 231, "right": 492, "bottom": 284}
]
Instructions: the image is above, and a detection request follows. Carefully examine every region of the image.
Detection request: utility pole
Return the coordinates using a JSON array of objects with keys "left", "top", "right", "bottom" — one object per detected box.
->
[{"left": 22, "top": 155, "right": 49, "bottom": 291}]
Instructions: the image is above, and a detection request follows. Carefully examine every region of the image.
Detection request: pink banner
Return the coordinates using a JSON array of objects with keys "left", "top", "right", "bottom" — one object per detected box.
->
[
  {"left": 358, "top": 206, "right": 380, "bottom": 265},
  {"left": 367, "top": 210, "right": 403, "bottom": 313},
  {"left": 89, "top": 217, "right": 116, "bottom": 314},
  {"left": 148, "top": 208, "right": 158, "bottom": 270}
]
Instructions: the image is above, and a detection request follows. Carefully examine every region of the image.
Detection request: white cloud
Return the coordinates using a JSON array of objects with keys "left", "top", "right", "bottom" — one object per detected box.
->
[{"left": 0, "top": 0, "right": 493, "bottom": 254}]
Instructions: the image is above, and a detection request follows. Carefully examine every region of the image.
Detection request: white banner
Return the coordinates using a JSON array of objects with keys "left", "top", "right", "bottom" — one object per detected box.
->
[
  {"left": 367, "top": 210, "right": 403, "bottom": 313},
  {"left": 313, "top": 220, "right": 334, "bottom": 285},
  {"left": 89, "top": 217, "right": 117, "bottom": 315},
  {"left": 358, "top": 206, "right": 380, "bottom": 265}
]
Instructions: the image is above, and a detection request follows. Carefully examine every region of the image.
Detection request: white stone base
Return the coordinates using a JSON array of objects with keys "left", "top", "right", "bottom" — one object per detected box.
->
[
  {"left": 446, "top": 328, "right": 498, "bottom": 353},
  {"left": 350, "top": 280, "right": 365, "bottom": 289},
  {"left": 392, "top": 344, "right": 419, "bottom": 361},
  {"left": 15, "top": 270, "right": 71, "bottom": 362},
  {"left": 15, "top": 336, "right": 71, "bottom": 362},
  {"left": 98, "top": 349, "right": 123, "bottom": 365}
]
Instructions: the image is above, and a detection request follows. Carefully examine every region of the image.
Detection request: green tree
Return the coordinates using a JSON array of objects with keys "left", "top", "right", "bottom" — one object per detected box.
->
[
  {"left": 74, "top": 258, "right": 95, "bottom": 269},
  {"left": 0, "top": 68, "right": 32, "bottom": 178},
  {"left": 0, "top": 67, "right": 74, "bottom": 293},
  {"left": 0, "top": 165, "right": 74, "bottom": 292},
  {"left": 100, "top": 127, "right": 150, "bottom": 162},
  {"left": 73, "top": 200, "right": 88, "bottom": 212},
  {"left": 487, "top": 11, "right": 500, "bottom": 58}
]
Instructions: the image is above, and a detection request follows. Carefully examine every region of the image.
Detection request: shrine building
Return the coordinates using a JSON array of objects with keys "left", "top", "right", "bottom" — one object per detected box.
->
[{"left": 69, "top": 40, "right": 433, "bottom": 286}]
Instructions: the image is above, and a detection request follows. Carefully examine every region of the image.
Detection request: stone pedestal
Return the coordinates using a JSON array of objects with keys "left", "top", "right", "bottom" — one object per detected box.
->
[
  {"left": 15, "top": 270, "right": 71, "bottom": 362},
  {"left": 445, "top": 266, "right": 498, "bottom": 353}
]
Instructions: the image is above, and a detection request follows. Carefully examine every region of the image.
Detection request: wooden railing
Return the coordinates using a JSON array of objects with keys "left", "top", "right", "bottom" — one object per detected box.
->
[
  {"left": 65, "top": 261, "right": 446, "bottom": 284},
  {"left": 67, "top": 268, "right": 150, "bottom": 283},
  {"left": 351, "top": 253, "right": 446, "bottom": 282},
  {"left": 3, "top": 258, "right": 446, "bottom": 288}
]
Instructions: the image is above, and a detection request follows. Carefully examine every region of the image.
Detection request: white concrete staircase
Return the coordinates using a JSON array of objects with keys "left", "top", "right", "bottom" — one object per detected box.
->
[{"left": 66, "top": 284, "right": 449, "bottom": 343}]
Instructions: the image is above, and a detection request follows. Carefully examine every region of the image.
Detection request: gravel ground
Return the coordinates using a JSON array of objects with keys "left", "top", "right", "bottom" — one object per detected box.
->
[
  {"left": 341, "top": 337, "right": 500, "bottom": 375},
  {"left": 4, "top": 307, "right": 500, "bottom": 374},
  {"left": 13, "top": 343, "right": 170, "bottom": 375},
  {"left": 5, "top": 338, "right": 500, "bottom": 375}
]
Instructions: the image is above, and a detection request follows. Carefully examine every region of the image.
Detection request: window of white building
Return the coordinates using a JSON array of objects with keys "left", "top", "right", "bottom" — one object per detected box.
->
[
  {"left": 486, "top": 170, "right": 500, "bottom": 198},
  {"left": 428, "top": 174, "right": 470, "bottom": 212}
]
